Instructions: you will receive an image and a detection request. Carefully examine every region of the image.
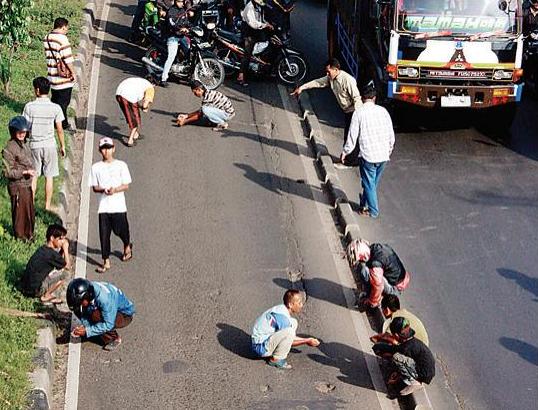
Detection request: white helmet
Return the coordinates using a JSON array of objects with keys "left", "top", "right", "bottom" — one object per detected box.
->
[{"left": 253, "top": 0, "right": 266, "bottom": 6}]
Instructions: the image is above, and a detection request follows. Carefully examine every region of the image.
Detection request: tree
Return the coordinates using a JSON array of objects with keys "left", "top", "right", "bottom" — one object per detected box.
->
[{"left": 0, "top": 0, "right": 33, "bottom": 95}]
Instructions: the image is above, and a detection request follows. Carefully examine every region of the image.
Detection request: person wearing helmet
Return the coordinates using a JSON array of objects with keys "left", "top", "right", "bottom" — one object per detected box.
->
[
  {"left": 350, "top": 239, "right": 411, "bottom": 309},
  {"left": 67, "top": 278, "right": 135, "bottom": 351},
  {"left": 237, "top": 0, "right": 274, "bottom": 86},
  {"left": 2, "top": 116, "right": 36, "bottom": 240}
]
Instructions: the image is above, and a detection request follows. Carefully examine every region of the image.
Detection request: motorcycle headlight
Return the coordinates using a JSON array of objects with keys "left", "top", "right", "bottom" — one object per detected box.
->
[
  {"left": 206, "top": 22, "right": 216, "bottom": 30},
  {"left": 492, "top": 69, "right": 513, "bottom": 80},
  {"left": 397, "top": 67, "right": 419, "bottom": 78}
]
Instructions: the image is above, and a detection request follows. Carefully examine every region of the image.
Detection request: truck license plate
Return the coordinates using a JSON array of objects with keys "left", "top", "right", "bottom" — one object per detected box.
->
[{"left": 441, "top": 95, "right": 471, "bottom": 107}]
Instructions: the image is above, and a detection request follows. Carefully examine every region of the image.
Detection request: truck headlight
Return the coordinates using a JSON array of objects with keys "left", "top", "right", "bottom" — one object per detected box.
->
[
  {"left": 493, "top": 69, "right": 513, "bottom": 80},
  {"left": 397, "top": 67, "right": 419, "bottom": 78}
]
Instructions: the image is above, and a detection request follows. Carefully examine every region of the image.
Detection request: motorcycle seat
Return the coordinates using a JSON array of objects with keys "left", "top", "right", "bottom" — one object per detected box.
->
[{"left": 217, "top": 28, "right": 242, "bottom": 44}]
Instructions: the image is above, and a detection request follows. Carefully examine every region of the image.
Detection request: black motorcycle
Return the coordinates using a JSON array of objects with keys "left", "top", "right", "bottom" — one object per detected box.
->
[
  {"left": 142, "top": 26, "right": 225, "bottom": 90},
  {"left": 523, "top": 29, "right": 538, "bottom": 96},
  {"left": 213, "top": 27, "right": 308, "bottom": 85}
]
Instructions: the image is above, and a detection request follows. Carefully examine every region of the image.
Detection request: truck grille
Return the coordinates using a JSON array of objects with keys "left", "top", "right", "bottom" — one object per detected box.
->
[{"left": 420, "top": 68, "right": 494, "bottom": 81}]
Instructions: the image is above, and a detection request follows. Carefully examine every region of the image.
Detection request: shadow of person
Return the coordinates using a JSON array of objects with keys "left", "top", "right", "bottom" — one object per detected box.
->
[
  {"left": 216, "top": 323, "right": 259, "bottom": 360},
  {"left": 273, "top": 277, "right": 353, "bottom": 308},
  {"left": 499, "top": 337, "right": 538, "bottom": 366},
  {"left": 307, "top": 341, "right": 382, "bottom": 392},
  {"left": 497, "top": 268, "right": 538, "bottom": 301}
]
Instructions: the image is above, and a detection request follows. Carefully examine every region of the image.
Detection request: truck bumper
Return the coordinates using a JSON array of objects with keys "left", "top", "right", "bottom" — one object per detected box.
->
[{"left": 387, "top": 81, "right": 523, "bottom": 108}]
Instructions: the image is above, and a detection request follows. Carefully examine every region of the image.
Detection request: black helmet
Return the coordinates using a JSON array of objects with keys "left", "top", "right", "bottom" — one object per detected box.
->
[
  {"left": 8, "top": 116, "right": 30, "bottom": 137},
  {"left": 66, "top": 278, "right": 95, "bottom": 311}
]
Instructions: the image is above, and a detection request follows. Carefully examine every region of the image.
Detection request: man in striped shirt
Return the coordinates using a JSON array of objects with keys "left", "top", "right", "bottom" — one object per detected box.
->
[
  {"left": 176, "top": 81, "right": 235, "bottom": 131},
  {"left": 43, "top": 17, "right": 75, "bottom": 130}
]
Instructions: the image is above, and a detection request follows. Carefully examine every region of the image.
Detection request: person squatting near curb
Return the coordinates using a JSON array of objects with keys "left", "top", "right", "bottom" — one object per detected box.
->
[
  {"left": 115, "top": 77, "right": 156, "bottom": 147},
  {"left": 67, "top": 278, "right": 135, "bottom": 351},
  {"left": 176, "top": 81, "right": 235, "bottom": 131},
  {"left": 370, "top": 294, "right": 429, "bottom": 347},
  {"left": 23, "top": 77, "right": 66, "bottom": 211},
  {"left": 89, "top": 137, "right": 133, "bottom": 273},
  {"left": 251, "top": 289, "right": 320, "bottom": 369},
  {"left": 291, "top": 58, "right": 362, "bottom": 145},
  {"left": 350, "top": 239, "right": 410, "bottom": 309},
  {"left": 44, "top": 17, "right": 75, "bottom": 131},
  {"left": 340, "top": 83, "right": 394, "bottom": 218},
  {"left": 21, "top": 224, "right": 71, "bottom": 305},
  {"left": 372, "top": 317, "right": 435, "bottom": 397},
  {"left": 2, "top": 116, "right": 36, "bottom": 241}
]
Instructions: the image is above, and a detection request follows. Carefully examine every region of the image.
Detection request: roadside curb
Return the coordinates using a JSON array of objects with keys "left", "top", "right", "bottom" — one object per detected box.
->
[
  {"left": 27, "top": 321, "right": 56, "bottom": 410},
  {"left": 27, "top": 1, "right": 98, "bottom": 407},
  {"left": 297, "top": 92, "right": 431, "bottom": 410}
]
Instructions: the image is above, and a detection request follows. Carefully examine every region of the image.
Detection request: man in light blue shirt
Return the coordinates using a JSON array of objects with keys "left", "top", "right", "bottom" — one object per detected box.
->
[{"left": 251, "top": 289, "right": 320, "bottom": 369}]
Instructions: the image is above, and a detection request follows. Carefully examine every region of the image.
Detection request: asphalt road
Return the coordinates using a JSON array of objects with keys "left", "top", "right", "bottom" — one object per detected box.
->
[
  {"left": 75, "top": 1, "right": 399, "bottom": 409},
  {"left": 293, "top": 2, "right": 538, "bottom": 410}
]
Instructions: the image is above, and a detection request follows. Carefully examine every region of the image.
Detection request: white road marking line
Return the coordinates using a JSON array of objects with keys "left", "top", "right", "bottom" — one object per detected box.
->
[
  {"left": 64, "top": 1, "right": 111, "bottom": 408},
  {"left": 277, "top": 84, "right": 399, "bottom": 410}
]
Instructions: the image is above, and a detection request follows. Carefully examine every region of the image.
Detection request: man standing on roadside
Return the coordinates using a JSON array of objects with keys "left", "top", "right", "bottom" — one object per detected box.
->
[
  {"left": 251, "top": 289, "right": 321, "bottom": 369},
  {"left": 23, "top": 77, "right": 66, "bottom": 210},
  {"left": 340, "top": 83, "right": 394, "bottom": 218},
  {"left": 2, "top": 116, "right": 36, "bottom": 241},
  {"left": 44, "top": 17, "right": 75, "bottom": 131},
  {"left": 90, "top": 137, "right": 133, "bottom": 273},
  {"left": 291, "top": 58, "right": 362, "bottom": 145}
]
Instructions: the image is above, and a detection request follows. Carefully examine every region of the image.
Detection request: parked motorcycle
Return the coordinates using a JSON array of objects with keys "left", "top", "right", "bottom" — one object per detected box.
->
[
  {"left": 142, "top": 26, "right": 225, "bottom": 90},
  {"left": 213, "top": 27, "right": 308, "bottom": 85},
  {"left": 523, "top": 29, "right": 538, "bottom": 96}
]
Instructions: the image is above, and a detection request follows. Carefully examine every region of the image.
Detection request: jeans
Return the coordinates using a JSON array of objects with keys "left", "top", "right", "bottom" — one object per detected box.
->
[
  {"left": 162, "top": 36, "right": 190, "bottom": 82},
  {"left": 202, "top": 106, "right": 232, "bottom": 125},
  {"left": 359, "top": 158, "right": 386, "bottom": 217}
]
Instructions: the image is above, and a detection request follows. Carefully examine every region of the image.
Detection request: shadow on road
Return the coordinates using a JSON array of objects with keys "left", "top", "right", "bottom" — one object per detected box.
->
[
  {"left": 272, "top": 277, "right": 353, "bottom": 308},
  {"left": 221, "top": 129, "right": 306, "bottom": 158},
  {"left": 499, "top": 337, "right": 538, "bottom": 366},
  {"left": 216, "top": 323, "right": 259, "bottom": 360},
  {"left": 497, "top": 268, "right": 538, "bottom": 301}
]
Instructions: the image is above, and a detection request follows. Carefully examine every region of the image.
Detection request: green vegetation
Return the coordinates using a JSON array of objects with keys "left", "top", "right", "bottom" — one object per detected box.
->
[{"left": 0, "top": 0, "right": 84, "bottom": 407}]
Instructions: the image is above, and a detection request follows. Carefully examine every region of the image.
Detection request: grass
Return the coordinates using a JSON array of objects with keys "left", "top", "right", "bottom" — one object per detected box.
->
[{"left": 0, "top": 0, "right": 84, "bottom": 407}]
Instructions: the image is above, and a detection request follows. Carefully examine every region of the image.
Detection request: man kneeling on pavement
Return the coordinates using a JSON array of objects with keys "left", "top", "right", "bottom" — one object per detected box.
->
[
  {"left": 251, "top": 289, "right": 320, "bottom": 369},
  {"left": 67, "top": 278, "right": 135, "bottom": 351},
  {"left": 372, "top": 317, "right": 435, "bottom": 396},
  {"left": 21, "top": 224, "right": 71, "bottom": 304}
]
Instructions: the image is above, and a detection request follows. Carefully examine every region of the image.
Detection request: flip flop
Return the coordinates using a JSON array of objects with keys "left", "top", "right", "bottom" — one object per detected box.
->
[
  {"left": 266, "top": 359, "right": 292, "bottom": 370},
  {"left": 96, "top": 264, "right": 111, "bottom": 273},
  {"left": 122, "top": 243, "right": 133, "bottom": 262}
]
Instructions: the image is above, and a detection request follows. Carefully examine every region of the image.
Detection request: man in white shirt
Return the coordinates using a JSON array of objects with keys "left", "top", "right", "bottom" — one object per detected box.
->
[
  {"left": 340, "top": 83, "right": 395, "bottom": 218},
  {"left": 89, "top": 137, "right": 133, "bottom": 273}
]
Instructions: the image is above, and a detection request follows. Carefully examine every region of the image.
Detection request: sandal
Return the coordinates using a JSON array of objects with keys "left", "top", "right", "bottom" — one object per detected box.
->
[
  {"left": 96, "top": 264, "right": 111, "bottom": 273},
  {"left": 122, "top": 243, "right": 133, "bottom": 262},
  {"left": 266, "top": 359, "right": 292, "bottom": 370},
  {"left": 41, "top": 296, "right": 63, "bottom": 305}
]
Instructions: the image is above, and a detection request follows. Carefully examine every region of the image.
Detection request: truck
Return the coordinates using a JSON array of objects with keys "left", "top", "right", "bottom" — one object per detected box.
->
[{"left": 327, "top": 0, "right": 524, "bottom": 126}]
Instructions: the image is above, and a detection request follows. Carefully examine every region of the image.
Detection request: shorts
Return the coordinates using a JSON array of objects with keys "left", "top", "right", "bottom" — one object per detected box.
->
[
  {"left": 31, "top": 146, "right": 59, "bottom": 177},
  {"left": 38, "top": 269, "right": 68, "bottom": 296}
]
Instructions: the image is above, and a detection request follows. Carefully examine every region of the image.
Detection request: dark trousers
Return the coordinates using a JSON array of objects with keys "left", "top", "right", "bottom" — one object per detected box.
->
[
  {"left": 9, "top": 185, "right": 35, "bottom": 240},
  {"left": 343, "top": 111, "right": 354, "bottom": 146},
  {"left": 90, "top": 309, "right": 133, "bottom": 344},
  {"left": 131, "top": 0, "right": 147, "bottom": 33},
  {"left": 98, "top": 212, "right": 130, "bottom": 259},
  {"left": 51, "top": 87, "right": 73, "bottom": 129}
]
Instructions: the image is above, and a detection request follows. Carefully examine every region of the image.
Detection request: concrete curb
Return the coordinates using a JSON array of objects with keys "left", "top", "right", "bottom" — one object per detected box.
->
[
  {"left": 27, "top": 1, "right": 97, "bottom": 408},
  {"left": 56, "top": 0, "right": 96, "bottom": 226},
  {"left": 297, "top": 92, "right": 431, "bottom": 410},
  {"left": 27, "top": 321, "right": 56, "bottom": 410}
]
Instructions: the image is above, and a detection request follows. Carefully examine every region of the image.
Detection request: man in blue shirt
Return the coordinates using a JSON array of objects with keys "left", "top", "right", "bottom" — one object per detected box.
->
[
  {"left": 67, "top": 278, "right": 135, "bottom": 351},
  {"left": 251, "top": 289, "right": 320, "bottom": 369}
]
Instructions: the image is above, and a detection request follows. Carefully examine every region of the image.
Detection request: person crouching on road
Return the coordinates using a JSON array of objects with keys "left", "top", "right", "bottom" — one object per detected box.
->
[
  {"left": 2, "top": 116, "right": 36, "bottom": 241},
  {"left": 372, "top": 317, "right": 435, "bottom": 397},
  {"left": 351, "top": 239, "right": 410, "bottom": 310},
  {"left": 67, "top": 278, "right": 135, "bottom": 351},
  {"left": 251, "top": 289, "right": 320, "bottom": 369},
  {"left": 115, "top": 77, "right": 155, "bottom": 147},
  {"left": 90, "top": 137, "right": 133, "bottom": 273},
  {"left": 176, "top": 81, "right": 235, "bottom": 131}
]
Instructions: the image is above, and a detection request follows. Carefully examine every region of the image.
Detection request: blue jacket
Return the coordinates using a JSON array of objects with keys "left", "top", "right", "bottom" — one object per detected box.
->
[{"left": 81, "top": 281, "right": 135, "bottom": 338}]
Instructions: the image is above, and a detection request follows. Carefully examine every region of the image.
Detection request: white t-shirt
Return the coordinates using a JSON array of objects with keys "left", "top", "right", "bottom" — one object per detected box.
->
[
  {"left": 89, "top": 160, "right": 132, "bottom": 214},
  {"left": 115, "top": 77, "right": 153, "bottom": 104}
]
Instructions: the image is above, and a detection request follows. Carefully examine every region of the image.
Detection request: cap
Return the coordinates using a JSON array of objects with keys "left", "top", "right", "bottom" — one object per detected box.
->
[{"left": 98, "top": 137, "right": 115, "bottom": 149}]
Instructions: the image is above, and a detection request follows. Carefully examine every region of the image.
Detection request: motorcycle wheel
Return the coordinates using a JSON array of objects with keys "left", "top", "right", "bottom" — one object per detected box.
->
[
  {"left": 276, "top": 54, "right": 308, "bottom": 85},
  {"left": 193, "top": 57, "right": 225, "bottom": 90},
  {"left": 215, "top": 48, "right": 239, "bottom": 77}
]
